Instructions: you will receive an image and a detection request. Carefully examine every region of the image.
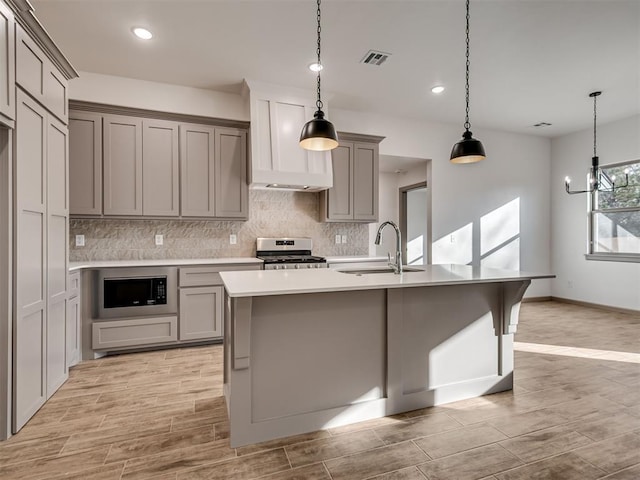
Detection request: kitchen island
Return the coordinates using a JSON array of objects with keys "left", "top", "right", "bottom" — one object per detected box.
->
[{"left": 220, "top": 264, "right": 552, "bottom": 447}]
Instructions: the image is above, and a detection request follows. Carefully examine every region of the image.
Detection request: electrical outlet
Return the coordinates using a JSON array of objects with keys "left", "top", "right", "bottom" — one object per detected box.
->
[
  {"left": 450, "top": 235, "right": 456, "bottom": 244},
  {"left": 75, "top": 235, "right": 85, "bottom": 247},
  {"left": 341, "top": 235, "right": 347, "bottom": 244},
  {"left": 230, "top": 234, "right": 237, "bottom": 245},
  {"left": 155, "top": 234, "right": 164, "bottom": 246},
  {"left": 335, "top": 234, "right": 341, "bottom": 244}
]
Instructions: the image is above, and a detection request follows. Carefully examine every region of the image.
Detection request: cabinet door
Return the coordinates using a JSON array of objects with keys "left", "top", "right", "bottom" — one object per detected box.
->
[
  {"left": 13, "top": 91, "right": 47, "bottom": 431},
  {"left": 326, "top": 143, "right": 354, "bottom": 220},
  {"left": 179, "top": 286, "right": 223, "bottom": 341},
  {"left": 46, "top": 114, "right": 69, "bottom": 396},
  {"left": 0, "top": 1, "right": 14, "bottom": 124},
  {"left": 215, "top": 127, "right": 247, "bottom": 218},
  {"left": 69, "top": 111, "right": 102, "bottom": 215},
  {"left": 353, "top": 142, "right": 379, "bottom": 221},
  {"left": 180, "top": 124, "right": 216, "bottom": 217},
  {"left": 103, "top": 115, "right": 142, "bottom": 215},
  {"left": 15, "top": 25, "right": 67, "bottom": 123},
  {"left": 67, "top": 291, "right": 80, "bottom": 368},
  {"left": 143, "top": 119, "right": 179, "bottom": 216}
]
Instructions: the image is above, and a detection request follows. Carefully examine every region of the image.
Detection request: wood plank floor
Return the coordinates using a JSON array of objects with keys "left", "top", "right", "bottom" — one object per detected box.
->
[{"left": 1, "top": 301, "right": 639, "bottom": 479}]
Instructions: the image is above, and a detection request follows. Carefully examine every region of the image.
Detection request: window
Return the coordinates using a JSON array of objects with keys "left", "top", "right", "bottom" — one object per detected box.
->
[{"left": 589, "top": 159, "right": 640, "bottom": 262}]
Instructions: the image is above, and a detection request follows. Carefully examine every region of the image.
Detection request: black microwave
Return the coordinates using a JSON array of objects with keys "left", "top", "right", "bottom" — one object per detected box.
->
[
  {"left": 103, "top": 276, "right": 167, "bottom": 309},
  {"left": 97, "top": 267, "right": 178, "bottom": 319}
]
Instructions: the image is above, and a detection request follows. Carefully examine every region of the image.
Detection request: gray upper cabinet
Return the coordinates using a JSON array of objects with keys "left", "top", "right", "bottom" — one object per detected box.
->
[
  {"left": 325, "top": 143, "right": 353, "bottom": 220},
  {"left": 215, "top": 127, "right": 247, "bottom": 218},
  {"left": 353, "top": 142, "right": 379, "bottom": 221},
  {"left": 15, "top": 24, "right": 68, "bottom": 124},
  {"left": 0, "top": 1, "right": 14, "bottom": 125},
  {"left": 180, "top": 123, "right": 216, "bottom": 217},
  {"left": 69, "top": 111, "right": 102, "bottom": 215},
  {"left": 68, "top": 105, "right": 249, "bottom": 220},
  {"left": 143, "top": 119, "right": 179, "bottom": 216},
  {"left": 321, "top": 133, "right": 383, "bottom": 223},
  {"left": 103, "top": 114, "right": 143, "bottom": 216}
]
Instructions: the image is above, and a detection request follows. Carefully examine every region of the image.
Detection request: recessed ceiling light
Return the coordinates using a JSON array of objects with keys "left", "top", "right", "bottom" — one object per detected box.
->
[
  {"left": 308, "top": 62, "right": 323, "bottom": 72},
  {"left": 431, "top": 85, "right": 445, "bottom": 94},
  {"left": 132, "top": 27, "right": 153, "bottom": 40}
]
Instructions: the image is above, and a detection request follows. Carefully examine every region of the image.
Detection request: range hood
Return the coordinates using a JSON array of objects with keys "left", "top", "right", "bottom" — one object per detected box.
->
[{"left": 244, "top": 80, "right": 334, "bottom": 192}]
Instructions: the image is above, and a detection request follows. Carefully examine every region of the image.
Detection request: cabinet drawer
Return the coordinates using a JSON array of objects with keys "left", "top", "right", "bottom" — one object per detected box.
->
[
  {"left": 68, "top": 271, "right": 80, "bottom": 299},
  {"left": 16, "top": 25, "right": 68, "bottom": 123},
  {"left": 179, "top": 264, "right": 261, "bottom": 287},
  {"left": 92, "top": 316, "right": 177, "bottom": 350}
]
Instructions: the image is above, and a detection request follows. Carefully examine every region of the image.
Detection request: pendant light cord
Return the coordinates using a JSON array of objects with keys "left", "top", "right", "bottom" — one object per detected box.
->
[
  {"left": 316, "top": 0, "right": 323, "bottom": 111},
  {"left": 593, "top": 93, "right": 597, "bottom": 157},
  {"left": 464, "top": 0, "right": 471, "bottom": 131}
]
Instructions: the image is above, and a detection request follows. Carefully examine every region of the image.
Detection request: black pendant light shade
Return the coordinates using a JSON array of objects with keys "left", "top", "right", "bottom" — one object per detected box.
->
[
  {"left": 450, "top": 0, "right": 485, "bottom": 164},
  {"left": 300, "top": 0, "right": 338, "bottom": 152},
  {"left": 300, "top": 110, "right": 339, "bottom": 151},
  {"left": 450, "top": 130, "right": 486, "bottom": 164}
]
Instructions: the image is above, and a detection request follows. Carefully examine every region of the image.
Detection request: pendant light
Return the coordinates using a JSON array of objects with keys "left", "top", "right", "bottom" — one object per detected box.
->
[
  {"left": 299, "top": 0, "right": 339, "bottom": 151},
  {"left": 565, "top": 91, "right": 631, "bottom": 194},
  {"left": 450, "top": 0, "right": 486, "bottom": 164}
]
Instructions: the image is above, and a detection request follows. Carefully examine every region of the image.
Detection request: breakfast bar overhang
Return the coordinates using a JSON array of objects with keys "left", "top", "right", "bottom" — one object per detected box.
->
[{"left": 220, "top": 264, "right": 552, "bottom": 447}]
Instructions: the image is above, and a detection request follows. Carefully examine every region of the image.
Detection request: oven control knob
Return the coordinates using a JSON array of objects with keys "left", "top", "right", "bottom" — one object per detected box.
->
[{"left": 295, "top": 264, "right": 300, "bottom": 269}]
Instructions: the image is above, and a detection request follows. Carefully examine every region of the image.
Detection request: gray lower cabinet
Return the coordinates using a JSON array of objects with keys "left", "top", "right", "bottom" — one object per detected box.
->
[
  {"left": 66, "top": 271, "right": 81, "bottom": 368},
  {"left": 92, "top": 316, "right": 178, "bottom": 350},
  {"left": 179, "top": 286, "right": 223, "bottom": 340},
  {"left": 13, "top": 89, "right": 69, "bottom": 431},
  {"left": 320, "top": 133, "right": 383, "bottom": 223}
]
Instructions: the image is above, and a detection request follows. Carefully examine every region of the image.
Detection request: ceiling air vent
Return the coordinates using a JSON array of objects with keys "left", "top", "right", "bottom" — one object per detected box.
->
[{"left": 360, "top": 50, "right": 391, "bottom": 66}]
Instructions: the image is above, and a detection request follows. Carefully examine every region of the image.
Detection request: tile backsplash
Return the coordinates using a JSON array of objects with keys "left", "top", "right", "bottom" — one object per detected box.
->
[{"left": 69, "top": 190, "right": 369, "bottom": 261}]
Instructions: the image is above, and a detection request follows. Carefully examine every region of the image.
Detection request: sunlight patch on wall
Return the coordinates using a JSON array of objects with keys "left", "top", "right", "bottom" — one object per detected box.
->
[
  {"left": 481, "top": 238, "right": 520, "bottom": 270},
  {"left": 407, "top": 235, "right": 424, "bottom": 265},
  {"left": 480, "top": 198, "right": 520, "bottom": 270},
  {"left": 432, "top": 223, "right": 472, "bottom": 265},
  {"left": 481, "top": 198, "right": 520, "bottom": 256}
]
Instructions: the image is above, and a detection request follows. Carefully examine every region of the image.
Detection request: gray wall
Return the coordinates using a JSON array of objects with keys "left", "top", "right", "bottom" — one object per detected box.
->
[{"left": 70, "top": 190, "right": 369, "bottom": 261}]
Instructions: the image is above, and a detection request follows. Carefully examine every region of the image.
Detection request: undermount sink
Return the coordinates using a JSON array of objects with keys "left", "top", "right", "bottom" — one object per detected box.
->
[{"left": 339, "top": 266, "right": 423, "bottom": 275}]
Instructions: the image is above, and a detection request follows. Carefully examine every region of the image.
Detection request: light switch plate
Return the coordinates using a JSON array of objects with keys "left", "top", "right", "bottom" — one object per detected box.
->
[
  {"left": 230, "top": 234, "right": 237, "bottom": 245},
  {"left": 335, "top": 234, "right": 341, "bottom": 244},
  {"left": 75, "top": 235, "right": 85, "bottom": 247},
  {"left": 155, "top": 234, "right": 164, "bottom": 246},
  {"left": 341, "top": 235, "right": 347, "bottom": 244}
]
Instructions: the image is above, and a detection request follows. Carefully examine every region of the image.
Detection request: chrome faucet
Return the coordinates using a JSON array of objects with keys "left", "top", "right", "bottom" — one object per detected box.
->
[{"left": 374, "top": 220, "right": 403, "bottom": 274}]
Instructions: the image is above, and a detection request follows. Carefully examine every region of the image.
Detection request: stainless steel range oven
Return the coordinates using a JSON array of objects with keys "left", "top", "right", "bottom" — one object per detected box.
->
[
  {"left": 256, "top": 237, "right": 328, "bottom": 270},
  {"left": 97, "top": 267, "right": 178, "bottom": 319}
]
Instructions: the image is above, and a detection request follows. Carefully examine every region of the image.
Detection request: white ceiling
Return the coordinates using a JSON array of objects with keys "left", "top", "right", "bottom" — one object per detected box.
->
[{"left": 32, "top": 0, "right": 639, "bottom": 138}]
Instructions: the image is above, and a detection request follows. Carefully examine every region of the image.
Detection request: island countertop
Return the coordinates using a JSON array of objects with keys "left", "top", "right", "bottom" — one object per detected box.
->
[{"left": 220, "top": 264, "right": 553, "bottom": 297}]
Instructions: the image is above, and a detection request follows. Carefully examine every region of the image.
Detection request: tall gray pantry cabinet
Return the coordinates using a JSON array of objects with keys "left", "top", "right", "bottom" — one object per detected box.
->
[{"left": 5, "top": 1, "right": 77, "bottom": 435}]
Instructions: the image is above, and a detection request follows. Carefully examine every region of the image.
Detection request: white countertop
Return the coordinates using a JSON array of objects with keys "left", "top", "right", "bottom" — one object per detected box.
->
[
  {"left": 220, "top": 264, "right": 554, "bottom": 297},
  {"left": 324, "top": 255, "right": 387, "bottom": 264},
  {"left": 69, "top": 257, "right": 263, "bottom": 272}
]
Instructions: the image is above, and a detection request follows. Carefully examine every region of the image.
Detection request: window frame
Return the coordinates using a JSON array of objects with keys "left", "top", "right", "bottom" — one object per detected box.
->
[{"left": 586, "top": 158, "right": 640, "bottom": 263}]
